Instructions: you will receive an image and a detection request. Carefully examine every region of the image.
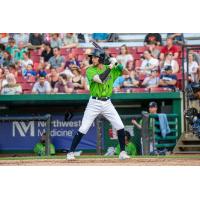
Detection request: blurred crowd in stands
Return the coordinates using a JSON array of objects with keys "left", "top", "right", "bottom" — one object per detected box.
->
[{"left": 0, "top": 33, "right": 199, "bottom": 95}]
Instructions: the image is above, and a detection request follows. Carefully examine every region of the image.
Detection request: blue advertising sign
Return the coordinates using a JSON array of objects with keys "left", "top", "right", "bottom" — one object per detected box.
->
[{"left": 0, "top": 115, "right": 98, "bottom": 151}]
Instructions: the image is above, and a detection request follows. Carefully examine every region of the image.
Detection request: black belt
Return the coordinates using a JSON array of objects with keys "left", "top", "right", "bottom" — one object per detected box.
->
[{"left": 92, "top": 96, "right": 110, "bottom": 101}]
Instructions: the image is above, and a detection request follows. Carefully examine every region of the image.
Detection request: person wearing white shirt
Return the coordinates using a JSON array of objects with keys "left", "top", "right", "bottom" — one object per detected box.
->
[
  {"left": 184, "top": 53, "right": 200, "bottom": 83},
  {"left": 32, "top": 75, "right": 51, "bottom": 94},
  {"left": 140, "top": 50, "right": 159, "bottom": 75},
  {"left": 116, "top": 45, "right": 134, "bottom": 68},
  {"left": 163, "top": 52, "right": 179, "bottom": 74}
]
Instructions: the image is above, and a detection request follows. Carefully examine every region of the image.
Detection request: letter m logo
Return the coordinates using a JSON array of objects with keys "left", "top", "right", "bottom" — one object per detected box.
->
[{"left": 12, "top": 121, "right": 35, "bottom": 137}]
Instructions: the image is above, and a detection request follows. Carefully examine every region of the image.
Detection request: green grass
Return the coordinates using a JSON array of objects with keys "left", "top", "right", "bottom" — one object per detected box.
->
[{"left": 1, "top": 154, "right": 200, "bottom": 161}]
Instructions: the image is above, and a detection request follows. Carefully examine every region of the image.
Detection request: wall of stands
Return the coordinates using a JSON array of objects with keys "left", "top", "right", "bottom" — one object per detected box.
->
[{"left": 21, "top": 45, "right": 184, "bottom": 95}]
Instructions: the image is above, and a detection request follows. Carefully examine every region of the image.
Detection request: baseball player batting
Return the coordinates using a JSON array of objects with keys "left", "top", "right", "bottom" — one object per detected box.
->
[{"left": 67, "top": 48, "right": 130, "bottom": 160}]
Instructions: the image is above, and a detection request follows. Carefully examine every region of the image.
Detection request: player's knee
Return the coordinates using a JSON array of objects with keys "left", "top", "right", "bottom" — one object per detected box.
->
[
  {"left": 115, "top": 123, "right": 124, "bottom": 131},
  {"left": 78, "top": 126, "right": 88, "bottom": 135}
]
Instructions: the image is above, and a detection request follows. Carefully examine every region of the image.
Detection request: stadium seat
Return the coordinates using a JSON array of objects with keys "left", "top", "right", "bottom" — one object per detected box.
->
[
  {"left": 16, "top": 76, "right": 26, "bottom": 83},
  {"left": 74, "top": 89, "right": 89, "bottom": 94},
  {"left": 31, "top": 55, "right": 40, "bottom": 63},
  {"left": 109, "top": 47, "right": 119, "bottom": 54},
  {"left": 133, "top": 53, "right": 141, "bottom": 60},
  {"left": 127, "top": 47, "right": 136, "bottom": 54},
  {"left": 22, "top": 83, "right": 32, "bottom": 91},
  {"left": 27, "top": 76, "right": 36, "bottom": 83},
  {"left": 30, "top": 50, "right": 41, "bottom": 56},
  {"left": 78, "top": 54, "right": 85, "bottom": 62},
  {"left": 150, "top": 87, "right": 172, "bottom": 92},
  {"left": 33, "top": 62, "right": 39, "bottom": 71},
  {"left": 60, "top": 48, "right": 70, "bottom": 55},
  {"left": 136, "top": 46, "right": 147, "bottom": 53},
  {"left": 71, "top": 48, "right": 84, "bottom": 55},
  {"left": 132, "top": 88, "right": 149, "bottom": 93}
]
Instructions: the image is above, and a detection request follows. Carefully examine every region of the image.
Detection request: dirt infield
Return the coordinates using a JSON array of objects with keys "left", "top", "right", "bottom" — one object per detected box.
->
[{"left": 0, "top": 157, "right": 200, "bottom": 166}]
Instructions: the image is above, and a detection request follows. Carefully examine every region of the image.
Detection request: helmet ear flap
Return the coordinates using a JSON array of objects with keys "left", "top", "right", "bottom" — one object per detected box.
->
[{"left": 89, "top": 55, "right": 93, "bottom": 64}]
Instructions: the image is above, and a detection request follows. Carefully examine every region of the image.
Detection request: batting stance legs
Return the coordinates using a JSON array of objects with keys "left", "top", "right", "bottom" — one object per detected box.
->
[{"left": 67, "top": 97, "right": 128, "bottom": 159}]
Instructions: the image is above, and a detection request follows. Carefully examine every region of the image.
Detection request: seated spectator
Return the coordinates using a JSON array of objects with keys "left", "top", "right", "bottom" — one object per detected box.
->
[
  {"left": 188, "top": 50, "right": 200, "bottom": 66},
  {"left": 113, "top": 76, "right": 125, "bottom": 92},
  {"left": 41, "top": 41, "right": 53, "bottom": 63},
  {"left": 122, "top": 73, "right": 139, "bottom": 89},
  {"left": 28, "top": 33, "right": 44, "bottom": 48},
  {"left": 47, "top": 67, "right": 59, "bottom": 90},
  {"left": 147, "top": 41, "right": 160, "bottom": 59},
  {"left": 2, "top": 51, "right": 13, "bottom": 67},
  {"left": 13, "top": 33, "right": 29, "bottom": 46},
  {"left": 92, "top": 33, "right": 109, "bottom": 42},
  {"left": 0, "top": 33, "right": 9, "bottom": 44},
  {"left": 8, "top": 64, "right": 18, "bottom": 78},
  {"left": 14, "top": 41, "right": 27, "bottom": 61},
  {"left": 167, "top": 33, "right": 185, "bottom": 45},
  {"left": 126, "top": 60, "right": 139, "bottom": 79},
  {"left": 116, "top": 44, "right": 134, "bottom": 68},
  {"left": 24, "top": 64, "right": 37, "bottom": 78},
  {"left": 71, "top": 65, "right": 86, "bottom": 90},
  {"left": 144, "top": 33, "right": 162, "bottom": 46},
  {"left": 50, "top": 33, "right": 62, "bottom": 48},
  {"left": 62, "top": 66, "right": 74, "bottom": 79},
  {"left": 1, "top": 73, "right": 22, "bottom": 95},
  {"left": 162, "top": 52, "right": 179, "bottom": 74},
  {"left": 53, "top": 73, "right": 74, "bottom": 94},
  {"left": 160, "top": 37, "right": 179, "bottom": 62},
  {"left": 0, "top": 43, "right": 5, "bottom": 65},
  {"left": 37, "top": 63, "right": 47, "bottom": 77},
  {"left": 0, "top": 67, "right": 5, "bottom": 91},
  {"left": 141, "top": 69, "right": 160, "bottom": 88},
  {"left": 159, "top": 65, "right": 177, "bottom": 91},
  {"left": 115, "top": 131, "right": 137, "bottom": 156},
  {"left": 80, "top": 48, "right": 92, "bottom": 74},
  {"left": 140, "top": 50, "right": 159, "bottom": 76},
  {"left": 62, "top": 33, "right": 78, "bottom": 48},
  {"left": 1, "top": 67, "right": 10, "bottom": 87},
  {"left": 184, "top": 53, "right": 200, "bottom": 83},
  {"left": 33, "top": 133, "right": 55, "bottom": 156},
  {"left": 5, "top": 38, "right": 18, "bottom": 59},
  {"left": 21, "top": 52, "right": 33, "bottom": 75},
  {"left": 32, "top": 75, "right": 51, "bottom": 94},
  {"left": 48, "top": 47, "right": 65, "bottom": 72},
  {"left": 65, "top": 53, "right": 80, "bottom": 69}
]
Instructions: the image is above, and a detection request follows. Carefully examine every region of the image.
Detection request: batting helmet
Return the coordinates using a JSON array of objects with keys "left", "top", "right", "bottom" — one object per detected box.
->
[{"left": 89, "top": 49, "right": 105, "bottom": 64}]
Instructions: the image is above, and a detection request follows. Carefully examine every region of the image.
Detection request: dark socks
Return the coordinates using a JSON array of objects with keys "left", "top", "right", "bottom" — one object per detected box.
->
[
  {"left": 70, "top": 131, "right": 84, "bottom": 152},
  {"left": 117, "top": 128, "right": 125, "bottom": 151}
]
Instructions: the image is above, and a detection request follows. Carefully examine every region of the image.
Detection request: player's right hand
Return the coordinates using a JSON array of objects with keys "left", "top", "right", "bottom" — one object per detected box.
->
[{"left": 109, "top": 57, "right": 118, "bottom": 66}]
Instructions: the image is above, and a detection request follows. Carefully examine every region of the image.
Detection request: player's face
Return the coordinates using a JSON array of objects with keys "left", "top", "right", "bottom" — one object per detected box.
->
[
  {"left": 92, "top": 56, "right": 100, "bottom": 65},
  {"left": 39, "top": 77, "right": 45, "bottom": 85},
  {"left": 167, "top": 38, "right": 173, "bottom": 46},
  {"left": 149, "top": 107, "right": 157, "bottom": 114}
]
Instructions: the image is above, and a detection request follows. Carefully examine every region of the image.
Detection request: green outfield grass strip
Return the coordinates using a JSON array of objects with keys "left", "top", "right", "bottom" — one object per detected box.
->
[{"left": 0, "top": 155, "right": 200, "bottom": 161}]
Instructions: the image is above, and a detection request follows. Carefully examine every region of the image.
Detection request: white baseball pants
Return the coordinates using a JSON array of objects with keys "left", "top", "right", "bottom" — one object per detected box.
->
[{"left": 79, "top": 97, "right": 124, "bottom": 134}]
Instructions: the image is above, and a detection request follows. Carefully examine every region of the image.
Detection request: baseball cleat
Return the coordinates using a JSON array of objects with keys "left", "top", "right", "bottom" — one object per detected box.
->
[
  {"left": 67, "top": 152, "right": 75, "bottom": 160},
  {"left": 119, "top": 151, "right": 130, "bottom": 160}
]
